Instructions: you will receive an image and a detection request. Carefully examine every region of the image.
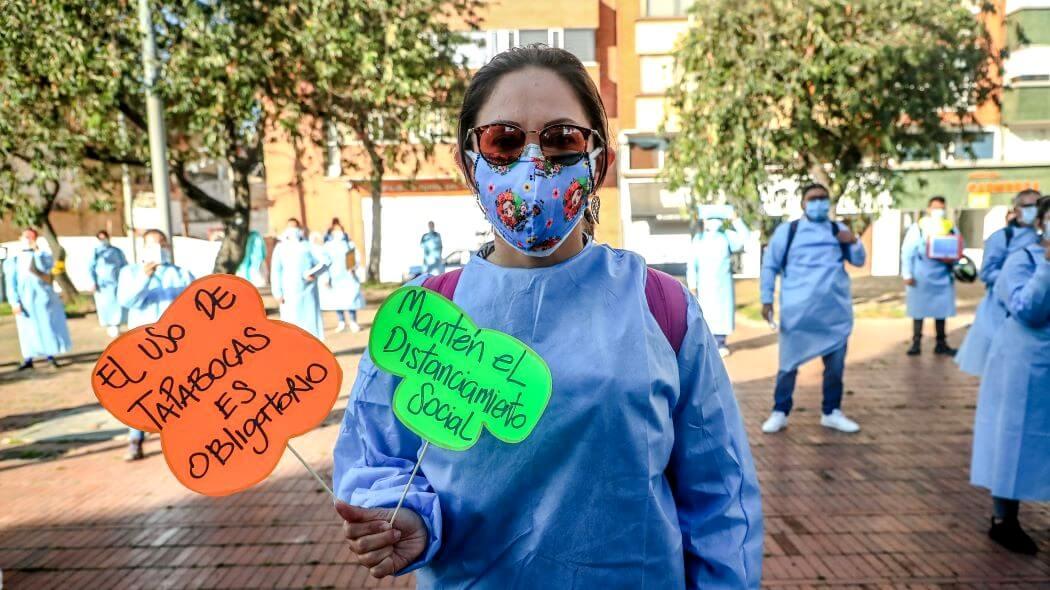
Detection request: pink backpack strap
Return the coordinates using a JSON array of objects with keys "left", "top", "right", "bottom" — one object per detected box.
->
[
  {"left": 645, "top": 267, "right": 688, "bottom": 355},
  {"left": 421, "top": 268, "right": 464, "bottom": 299}
]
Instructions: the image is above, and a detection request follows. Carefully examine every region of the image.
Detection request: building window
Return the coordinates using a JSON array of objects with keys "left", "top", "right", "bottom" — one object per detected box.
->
[
  {"left": 950, "top": 131, "right": 995, "bottom": 161},
  {"left": 564, "top": 29, "right": 596, "bottom": 63},
  {"left": 456, "top": 31, "right": 490, "bottom": 69},
  {"left": 628, "top": 138, "right": 666, "bottom": 170},
  {"left": 643, "top": 0, "right": 695, "bottom": 18},
  {"left": 518, "top": 29, "right": 549, "bottom": 47},
  {"left": 640, "top": 55, "right": 675, "bottom": 94}
]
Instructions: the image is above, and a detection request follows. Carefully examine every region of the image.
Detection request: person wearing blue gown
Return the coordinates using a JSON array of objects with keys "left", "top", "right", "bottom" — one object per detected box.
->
[
  {"left": 3, "top": 228, "right": 72, "bottom": 370},
  {"left": 969, "top": 195, "right": 1050, "bottom": 555},
  {"left": 901, "top": 196, "right": 962, "bottom": 356},
  {"left": 333, "top": 46, "right": 762, "bottom": 588},
  {"left": 235, "top": 230, "right": 268, "bottom": 288},
  {"left": 955, "top": 190, "right": 1041, "bottom": 375},
  {"left": 686, "top": 205, "right": 750, "bottom": 358},
  {"left": 760, "top": 184, "right": 866, "bottom": 434},
  {"left": 420, "top": 222, "right": 444, "bottom": 276},
  {"left": 319, "top": 219, "right": 365, "bottom": 332},
  {"left": 270, "top": 218, "right": 326, "bottom": 340},
  {"left": 116, "top": 229, "right": 194, "bottom": 460},
  {"left": 88, "top": 230, "right": 128, "bottom": 337}
]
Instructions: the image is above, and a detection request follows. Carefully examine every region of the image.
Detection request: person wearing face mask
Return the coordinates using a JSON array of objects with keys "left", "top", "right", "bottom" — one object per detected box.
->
[
  {"left": 420, "top": 221, "right": 445, "bottom": 277},
  {"left": 3, "top": 228, "right": 72, "bottom": 370},
  {"left": 333, "top": 46, "right": 762, "bottom": 588},
  {"left": 955, "top": 189, "right": 1041, "bottom": 375},
  {"left": 116, "top": 228, "right": 194, "bottom": 460},
  {"left": 317, "top": 220, "right": 364, "bottom": 332},
  {"left": 969, "top": 195, "right": 1050, "bottom": 555},
  {"left": 270, "top": 218, "right": 326, "bottom": 340},
  {"left": 687, "top": 205, "right": 750, "bottom": 357},
  {"left": 235, "top": 230, "right": 268, "bottom": 288},
  {"left": 901, "top": 196, "right": 962, "bottom": 356},
  {"left": 759, "top": 184, "right": 866, "bottom": 434},
  {"left": 88, "top": 230, "right": 128, "bottom": 337}
]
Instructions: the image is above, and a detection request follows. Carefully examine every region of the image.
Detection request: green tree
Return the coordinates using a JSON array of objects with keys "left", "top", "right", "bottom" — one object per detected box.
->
[
  {"left": 664, "top": 0, "right": 999, "bottom": 230},
  {"left": 293, "top": 0, "right": 478, "bottom": 282}
]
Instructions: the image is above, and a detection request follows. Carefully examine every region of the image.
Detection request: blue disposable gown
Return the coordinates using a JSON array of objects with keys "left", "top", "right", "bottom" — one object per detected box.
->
[
  {"left": 89, "top": 244, "right": 128, "bottom": 327},
  {"left": 761, "top": 219, "right": 866, "bottom": 372},
  {"left": 955, "top": 225, "right": 1038, "bottom": 375},
  {"left": 116, "top": 263, "right": 195, "bottom": 329},
  {"left": 970, "top": 243, "right": 1050, "bottom": 501},
  {"left": 901, "top": 222, "right": 958, "bottom": 319},
  {"left": 686, "top": 219, "right": 749, "bottom": 336},
  {"left": 319, "top": 238, "right": 364, "bottom": 312},
  {"left": 334, "top": 242, "right": 763, "bottom": 589},
  {"left": 421, "top": 231, "right": 444, "bottom": 276},
  {"left": 270, "top": 238, "right": 325, "bottom": 340},
  {"left": 236, "top": 231, "right": 268, "bottom": 287},
  {"left": 3, "top": 250, "right": 72, "bottom": 358}
]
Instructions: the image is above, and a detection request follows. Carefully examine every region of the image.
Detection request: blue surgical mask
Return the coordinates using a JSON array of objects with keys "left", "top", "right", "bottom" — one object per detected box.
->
[
  {"left": 470, "top": 143, "right": 598, "bottom": 257},
  {"left": 805, "top": 199, "right": 831, "bottom": 222},
  {"left": 1020, "top": 206, "right": 1038, "bottom": 226}
]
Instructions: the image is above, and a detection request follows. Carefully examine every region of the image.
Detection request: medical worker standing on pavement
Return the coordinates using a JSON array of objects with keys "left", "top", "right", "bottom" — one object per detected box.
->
[
  {"left": 116, "top": 229, "right": 194, "bottom": 460},
  {"left": 901, "top": 196, "right": 962, "bottom": 356},
  {"left": 4, "top": 228, "right": 72, "bottom": 370},
  {"left": 270, "top": 218, "right": 326, "bottom": 340},
  {"left": 88, "top": 230, "right": 128, "bottom": 337},
  {"left": 420, "top": 221, "right": 444, "bottom": 276},
  {"left": 760, "top": 183, "right": 866, "bottom": 434},
  {"left": 969, "top": 195, "right": 1050, "bottom": 555},
  {"left": 333, "top": 45, "right": 762, "bottom": 588},
  {"left": 686, "top": 205, "right": 750, "bottom": 357},
  {"left": 955, "top": 189, "right": 1041, "bottom": 375}
]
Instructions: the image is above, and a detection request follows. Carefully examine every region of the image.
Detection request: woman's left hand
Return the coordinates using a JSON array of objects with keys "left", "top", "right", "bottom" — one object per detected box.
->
[{"left": 336, "top": 501, "right": 428, "bottom": 578}]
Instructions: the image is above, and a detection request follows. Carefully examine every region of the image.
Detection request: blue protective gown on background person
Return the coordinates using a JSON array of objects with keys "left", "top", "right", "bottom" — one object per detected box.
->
[
  {"left": 420, "top": 231, "right": 444, "bottom": 276},
  {"left": 686, "top": 218, "right": 749, "bottom": 337},
  {"left": 970, "top": 243, "right": 1050, "bottom": 501},
  {"left": 89, "top": 243, "right": 128, "bottom": 327},
  {"left": 3, "top": 250, "right": 72, "bottom": 359},
  {"left": 334, "top": 241, "right": 763, "bottom": 589},
  {"left": 761, "top": 219, "right": 866, "bottom": 372},
  {"left": 319, "top": 238, "right": 364, "bottom": 312},
  {"left": 116, "top": 263, "right": 195, "bottom": 329},
  {"left": 235, "top": 231, "right": 268, "bottom": 287},
  {"left": 955, "top": 225, "right": 1038, "bottom": 375},
  {"left": 270, "top": 238, "right": 325, "bottom": 340},
  {"left": 901, "top": 222, "right": 958, "bottom": 319}
]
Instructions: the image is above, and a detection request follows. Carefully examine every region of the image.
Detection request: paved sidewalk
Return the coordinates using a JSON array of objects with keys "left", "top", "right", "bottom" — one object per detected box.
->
[{"left": 1, "top": 306, "right": 1047, "bottom": 588}]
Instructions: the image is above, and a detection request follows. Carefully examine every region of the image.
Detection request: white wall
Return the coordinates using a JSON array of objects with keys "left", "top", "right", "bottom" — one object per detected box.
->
[
  {"left": 361, "top": 196, "right": 492, "bottom": 283},
  {"left": 870, "top": 209, "right": 902, "bottom": 277},
  {"left": 1002, "top": 127, "right": 1050, "bottom": 162}
]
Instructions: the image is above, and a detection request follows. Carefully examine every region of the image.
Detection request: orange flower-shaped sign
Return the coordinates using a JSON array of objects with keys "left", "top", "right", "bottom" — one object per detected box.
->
[{"left": 90, "top": 275, "right": 342, "bottom": 496}]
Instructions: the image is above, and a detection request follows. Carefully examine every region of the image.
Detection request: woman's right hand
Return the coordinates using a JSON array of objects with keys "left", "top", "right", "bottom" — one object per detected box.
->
[{"left": 336, "top": 501, "right": 428, "bottom": 578}]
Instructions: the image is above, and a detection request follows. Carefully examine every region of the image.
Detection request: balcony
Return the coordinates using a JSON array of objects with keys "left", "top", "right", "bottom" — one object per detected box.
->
[{"left": 1001, "top": 86, "right": 1050, "bottom": 125}]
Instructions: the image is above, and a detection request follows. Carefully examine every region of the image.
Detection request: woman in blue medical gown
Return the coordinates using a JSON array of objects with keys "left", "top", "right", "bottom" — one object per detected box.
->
[
  {"left": 4, "top": 228, "right": 72, "bottom": 369},
  {"left": 333, "top": 46, "right": 762, "bottom": 589}
]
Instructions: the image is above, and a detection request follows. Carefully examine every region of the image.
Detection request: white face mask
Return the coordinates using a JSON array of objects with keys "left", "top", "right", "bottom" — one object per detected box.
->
[
  {"left": 141, "top": 242, "right": 170, "bottom": 264},
  {"left": 281, "top": 227, "right": 303, "bottom": 242},
  {"left": 930, "top": 209, "right": 946, "bottom": 220}
]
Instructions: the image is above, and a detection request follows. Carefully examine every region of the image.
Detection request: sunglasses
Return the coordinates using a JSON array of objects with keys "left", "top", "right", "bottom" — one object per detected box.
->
[{"left": 466, "top": 122, "right": 604, "bottom": 167}]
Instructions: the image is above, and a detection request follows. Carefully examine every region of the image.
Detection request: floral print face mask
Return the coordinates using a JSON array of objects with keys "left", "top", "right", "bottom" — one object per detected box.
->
[{"left": 469, "top": 143, "right": 599, "bottom": 257}]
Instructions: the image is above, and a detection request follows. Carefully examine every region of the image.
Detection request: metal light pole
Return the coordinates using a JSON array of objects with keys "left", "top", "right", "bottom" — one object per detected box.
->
[
  {"left": 137, "top": 0, "right": 174, "bottom": 244},
  {"left": 118, "top": 113, "right": 138, "bottom": 262}
]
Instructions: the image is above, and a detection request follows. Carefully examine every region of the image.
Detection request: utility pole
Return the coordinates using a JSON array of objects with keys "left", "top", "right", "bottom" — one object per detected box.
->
[
  {"left": 118, "top": 113, "right": 138, "bottom": 262},
  {"left": 137, "top": 0, "right": 174, "bottom": 244}
]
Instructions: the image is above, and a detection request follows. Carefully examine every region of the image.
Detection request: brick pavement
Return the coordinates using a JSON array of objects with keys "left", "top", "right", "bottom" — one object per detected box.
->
[{"left": 1, "top": 304, "right": 1047, "bottom": 588}]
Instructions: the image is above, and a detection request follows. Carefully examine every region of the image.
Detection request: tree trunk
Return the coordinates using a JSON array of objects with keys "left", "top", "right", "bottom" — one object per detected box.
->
[
  {"left": 212, "top": 164, "right": 252, "bottom": 274},
  {"left": 36, "top": 214, "right": 79, "bottom": 303},
  {"left": 365, "top": 145, "right": 385, "bottom": 283}
]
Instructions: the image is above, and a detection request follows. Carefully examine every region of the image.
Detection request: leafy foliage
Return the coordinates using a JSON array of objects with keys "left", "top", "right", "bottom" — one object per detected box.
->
[{"left": 664, "top": 0, "right": 999, "bottom": 224}]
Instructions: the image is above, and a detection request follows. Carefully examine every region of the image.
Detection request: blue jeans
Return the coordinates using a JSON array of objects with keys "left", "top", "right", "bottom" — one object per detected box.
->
[
  {"left": 773, "top": 344, "right": 847, "bottom": 416},
  {"left": 336, "top": 310, "right": 357, "bottom": 322},
  {"left": 714, "top": 334, "right": 728, "bottom": 348},
  {"left": 129, "top": 428, "right": 145, "bottom": 443}
]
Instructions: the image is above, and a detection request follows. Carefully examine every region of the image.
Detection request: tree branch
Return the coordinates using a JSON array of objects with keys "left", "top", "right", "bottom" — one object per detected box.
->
[
  {"left": 83, "top": 145, "right": 147, "bottom": 167},
  {"left": 171, "top": 160, "right": 236, "bottom": 218}
]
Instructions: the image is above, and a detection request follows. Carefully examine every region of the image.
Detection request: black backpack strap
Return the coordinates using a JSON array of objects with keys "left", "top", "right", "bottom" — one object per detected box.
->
[
  {"left": 831, "top": 222, "right": 851, "bottom": 263},
  {"left": 780, "top": 220, "right": 800, "bottom": 273},
  {"left": 1004, "top": 224, "right": 1014, "bottom": 248}
]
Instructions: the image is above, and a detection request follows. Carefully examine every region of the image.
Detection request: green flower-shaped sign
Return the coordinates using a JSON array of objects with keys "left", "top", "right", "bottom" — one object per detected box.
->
[{"left": 368, "top": 286, "right": 553, "bottom": 451}]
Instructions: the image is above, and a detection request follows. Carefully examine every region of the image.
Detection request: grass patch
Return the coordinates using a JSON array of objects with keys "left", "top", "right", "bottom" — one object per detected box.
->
[{"left": 0, "top": 293, "right": 95, "bottom": 317}]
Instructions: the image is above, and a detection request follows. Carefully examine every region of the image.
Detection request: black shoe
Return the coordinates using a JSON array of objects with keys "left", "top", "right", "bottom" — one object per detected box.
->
[
  {"left": 124, "top": 442, "right": 144, "bottom": 462},
  {"left": 934, "top": 340, "right": 957, "bottom": 356},
  {"left": 48, "top": 357, "right": 60, "bottom": 368},
  {"left": 906, "top": 339, "right": 921, "bottom": 356},
  {"left": 989, "top": 517, "right": 1039, "bottom": 555},
  {"left": 16, "top": 360, "right": 34, "bottom": 371}
]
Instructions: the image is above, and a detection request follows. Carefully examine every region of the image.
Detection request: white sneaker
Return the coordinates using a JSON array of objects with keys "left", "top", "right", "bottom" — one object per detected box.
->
[
  {"left": 718, "top": 346, "right": 731, "bottom": 358},
  {"left": 762, "top": 411, "right": 788, "bottom": 433},
  {"left": 349, "top": 321, "right": 362, "bottom": 333},
  {"left": 106, "top": 326, "right": 120, "bottom": 338},
  {"left": 821, "top": 409, "right": 860, "bottom": 433},
  {"left": 336, "top": 321, "right": 347, "bottom": 332}
]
